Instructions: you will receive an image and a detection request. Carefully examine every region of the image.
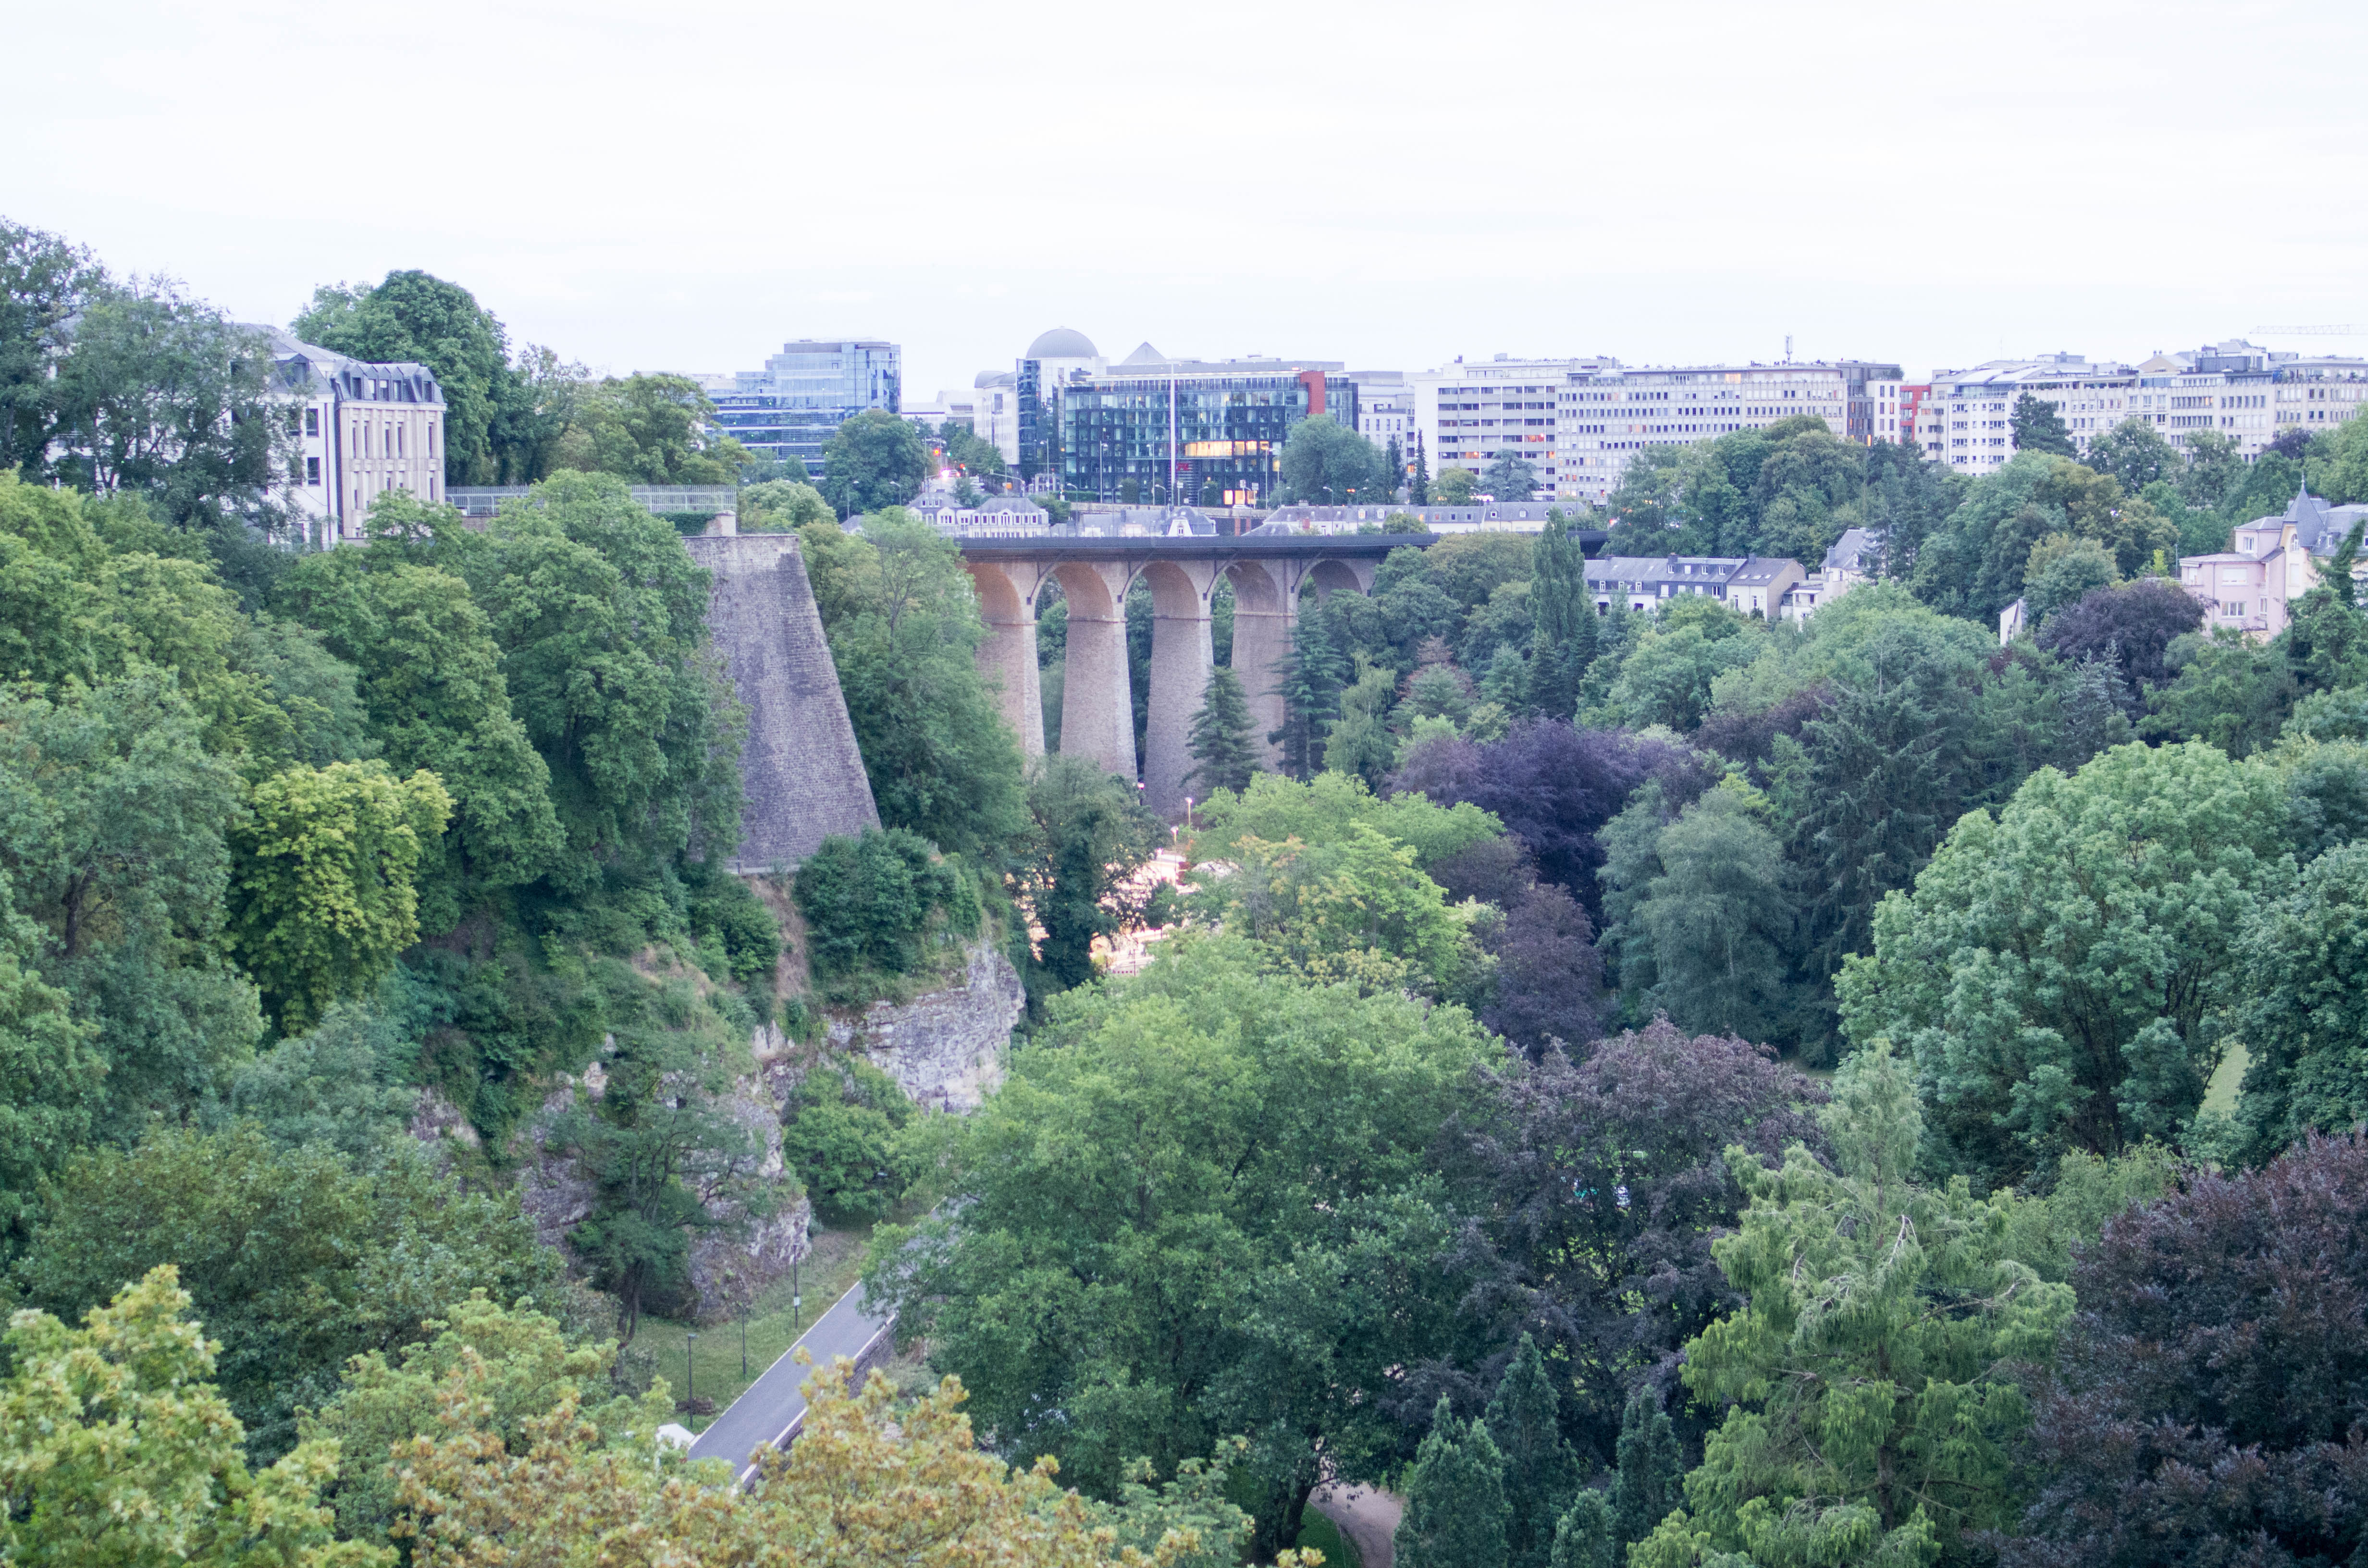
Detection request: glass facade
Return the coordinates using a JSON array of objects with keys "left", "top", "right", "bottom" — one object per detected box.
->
[
  {"left": 1061, "top": 370, "right": 1355, "bottom": 504},
  {"left": 708, "top": 340, "right": 900, "bottom": 478}
]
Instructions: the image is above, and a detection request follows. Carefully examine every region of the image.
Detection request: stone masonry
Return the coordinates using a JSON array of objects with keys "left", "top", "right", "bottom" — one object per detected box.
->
[{"left": 684, "top": 532, "right": 879, "bottom": 872}]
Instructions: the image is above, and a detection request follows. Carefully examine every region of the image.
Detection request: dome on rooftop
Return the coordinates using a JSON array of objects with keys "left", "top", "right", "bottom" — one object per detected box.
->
[{"left": 1026, "top": 326, "right": 1098, "bottom": 360}]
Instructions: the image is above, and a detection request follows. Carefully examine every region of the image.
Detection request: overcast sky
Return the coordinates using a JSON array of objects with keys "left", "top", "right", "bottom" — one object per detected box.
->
[{"left": 10, "top": 0, "right": 2366, "bottom": 398}]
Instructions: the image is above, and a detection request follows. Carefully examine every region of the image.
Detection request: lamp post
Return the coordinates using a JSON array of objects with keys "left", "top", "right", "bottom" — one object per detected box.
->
[
  {"left": 792, "top": 1253, "right": 801, "bottom": 1336},
  {"left": 740, "top": 1303, "right": 748, "bottom": 1380},
  {"left": 686, "top": 1331, "right": 697, "bottom": 1420}
]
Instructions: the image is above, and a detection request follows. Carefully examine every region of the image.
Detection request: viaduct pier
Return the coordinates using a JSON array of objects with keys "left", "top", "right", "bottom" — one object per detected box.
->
[{"left": 959, "top": 533, "right": 1428, "bottom": 814}]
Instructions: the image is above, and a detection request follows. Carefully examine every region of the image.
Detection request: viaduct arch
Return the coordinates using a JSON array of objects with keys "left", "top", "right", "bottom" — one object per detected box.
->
[{"left": 960, "top": 534, "right": 1423, "bottom": 814}]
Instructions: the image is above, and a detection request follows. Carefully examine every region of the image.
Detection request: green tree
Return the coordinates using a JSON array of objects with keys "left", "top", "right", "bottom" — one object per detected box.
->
[
  {"left": 1019, "top": 755, "right": 1161, "bottom": 992},
  {"left": 0, "top": 675, "right": 261, "bottom": 1139},
  {"left": 1838, "top": 742, "right": 2290, "bottom": 1186},
  {"left": 227, "top": 762, "right": 452, "bottom": 1034},
  {"left": 1633, "top": 1042, "right": 2072, "bottom": 1568},
  {"left": 1279, "top": 416, "right": 1388, "bottom": 504},
  {"left": 10, "top": 1126, "right": 560, "bottom": 1458},
  {"left": 820, "top": 410, "right": 931, "bottom": 518},
  {"left": 220, "top": 1003, "right": 423, "bottom": 1160},
  {"left": 812, "top": 509, "right": 1025, "bottom": 857},
  {"left": 1410, "top": 441, "right": 1431, "bottom": 504},
  {"left": 1610, "top": 1391, "right": 1685, "bottom": 1549},
  {"left": 299, "top": 1292, "right": 651, "bottom": 1549},
  {"left": 2009, "top": 393, "right": 2075, "bottom": 458},
  {"left": 294, "top": 270, "right": 517, "bottom": 487},
  {"left": 2175, "top": 429, "right": 2244, "bottom": 512},
  {"left": 546, "top": 373, "right": 751, "bottom": 484},
  {"left": 2224, "top": 838, "right": 2368, "bottom": 1160},
  {"left": 1322, "top": 660, "right": 1400, "bottom": 789},
  {"left": 2020, "top": 532, "right": 2117, "bottom": 625},
  {"left": 1395, "top": 1398, "right": 1511, "bottom": 1568},
  {"left": 1488, "top": 1334, "right": 1581, "bottom": 1568},
  {"left": 780, "top": 1054, "right": 917, "bottom": 1220},
  {"left": 792, "top": 827, "right": 973, "bottom": 991},
  {"left": 1551, "top": 1493, "right": 1617, "bottom": 1568},
  {"left": 1188, "top": 770, "right": 1503, "bottom": 875},
  {"left": 1482, "top": 452, "right": 1540, "bottom": 501},
  {"left": 1269, "top": 609, "right": 1349, "bottom": 781},
  {"left": 864, "top": 935, "right": 1500, "bottom": 1552},
  {"left": 739, "top": 478, "right": 833, "bottom": 532},
  {"left": 1184, "top": 666, "right": 1260, "bottom": 797},
  {"left": 1433, "top": 466, "right": 1479, "bottom": 504},
  {"left": 0, "top": 218, "right": 106, "bottom": 484},
  {"left": 1633, "top": 784, "right": 1789, "bottom": 1041},
  {"left": 1601, "top": 606, "right": 1761, "bottom": 733},
  {"left": 453, "top": 474, "right": 740, "bottom": 882},
  {"left": 0, "top": 1265, "right": 386, "bottom": 1568},
  {"left": 0, "top": 881, "right": 98, "bottom": 1247},
  {"left": 2142, "top": 627, "right": 2296, "bottom": 759},
  {"left": 2081, "top": 416, "right": 2180, "bottom": 493}
]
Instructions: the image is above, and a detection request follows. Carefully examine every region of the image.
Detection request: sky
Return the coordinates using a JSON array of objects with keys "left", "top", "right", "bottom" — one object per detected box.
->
[{"left": 9, "top": 0, "right": 2368, "bottom": 398}]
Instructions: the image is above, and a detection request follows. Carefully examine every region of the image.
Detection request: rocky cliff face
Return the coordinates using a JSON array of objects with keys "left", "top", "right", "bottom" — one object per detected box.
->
[{"left": 823, "top": 938, "right": 1024, "bottom": 1112}]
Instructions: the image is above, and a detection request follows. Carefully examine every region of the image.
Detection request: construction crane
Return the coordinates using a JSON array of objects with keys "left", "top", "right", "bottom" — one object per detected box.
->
[{"left": 2251, "top": 324, "right": 2368, "bottom": 335}]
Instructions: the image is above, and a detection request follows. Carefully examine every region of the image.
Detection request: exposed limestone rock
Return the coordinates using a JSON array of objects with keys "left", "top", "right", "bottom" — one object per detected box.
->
[
  {"left": 407, "top": 1087, "right": 480, "bottom": 1150},
  {"left": 825, "top": 938, "right": 1023, "bottom": 1112}
]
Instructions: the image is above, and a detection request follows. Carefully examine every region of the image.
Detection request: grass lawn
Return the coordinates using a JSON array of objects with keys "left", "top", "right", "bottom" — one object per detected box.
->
[
  {"left": 2203, "top": 1039, "right": 2249, "bottom": 1117},
  {"left": 1296, "top": 1508, "right": 1361, "bottom": 1568},
  {"left": 635, "top": 1213, "right": 882, "bottom": 1431}
]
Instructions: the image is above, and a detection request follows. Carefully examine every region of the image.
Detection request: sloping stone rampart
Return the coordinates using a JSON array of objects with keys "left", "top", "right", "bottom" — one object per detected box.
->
[{"left": 684, "top": 533, "right": 879, "bottom": 872}]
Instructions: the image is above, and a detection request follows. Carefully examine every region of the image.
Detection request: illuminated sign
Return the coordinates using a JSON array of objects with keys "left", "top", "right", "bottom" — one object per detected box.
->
[{"left": 1182, "top": 440, "right": 1270, "bottom": 458}]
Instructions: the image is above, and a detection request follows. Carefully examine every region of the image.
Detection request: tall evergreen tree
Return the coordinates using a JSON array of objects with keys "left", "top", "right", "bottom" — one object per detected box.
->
[
  {"left": 1385, "top": 435, "right": 1406, "bottom": 501},
  {"left": 1267, "top": 610, "right": 1347, "bottom": 781},
  {"left": 1610, "top": 1390, "right": 1685, "bottom": 1548},
  {"left": 1396, "top": 1396, "right": 1512, "bottom": 1568},
  {"left": 1551, "top": 1492, "right": 1617, "bottom": 1568},
  {"left": 1528, "top": 511, "right": 1597, "bottom": 719},
  {"left": 1488, "top": 1333, "right": 1582, "bottom": 1568},
  {"left": 1411, "top": 437, "right": 1431, "bottom": 504},
  {"left": 2009, "top": 393, "right": 2076, "bottom": 458},
  {"left": 1184, "top": 666, "right": 1260, "bottom": 798}
]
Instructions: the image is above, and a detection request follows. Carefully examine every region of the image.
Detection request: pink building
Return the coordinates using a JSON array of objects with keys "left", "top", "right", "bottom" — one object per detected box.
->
[{"left": 2179, "top": 486, "right": 2368, "bottom": 637}]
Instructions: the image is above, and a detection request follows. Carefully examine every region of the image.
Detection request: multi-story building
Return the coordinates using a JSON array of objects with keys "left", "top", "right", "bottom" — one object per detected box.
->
[
  {"left": 704, "top": 340, "right": 901, "bottom": 478},
  {"left": 1895, "top": 383, "right": 1932, "bottom": 449},
  {"left": 2129, "top": 341, "right": 2368, "bottom": 460},
  {"left": 1009, "top": 327, "right": 1107, "bottom": 480},
  {"left": 1345, "top": 370, "right": 1415, "bottom": 479},
  {"left": 1922, "top": 354, "right": 2137, "bottom": 476},
  {"left": 263, "top": 328, "right": 447, "bottom": 547},
  {"left": 1555, "top": 358, "right": 1905, "bottom": 504},
  {"left": 1060, "top": 350, "right": 1354, "bottom": 505},
  {"left": 2179, "top": 485, "right": 2368, "bottom": 637},
  {"left": 1413, "top": 356, "right": 1621, "bottom": 500}
]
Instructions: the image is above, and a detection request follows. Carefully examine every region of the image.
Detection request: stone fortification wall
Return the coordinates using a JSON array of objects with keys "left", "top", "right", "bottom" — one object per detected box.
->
[{"left": 684, "top": 533, "right": 879, "bottom": 872}]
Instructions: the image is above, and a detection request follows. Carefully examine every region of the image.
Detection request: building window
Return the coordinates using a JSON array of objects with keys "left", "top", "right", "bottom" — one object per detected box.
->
[
  {"left": 305, "top": 407, "right": 320, "bottom": 436},
  {"left": 306, "top": 456, "right": 320, "bottom": 484}
]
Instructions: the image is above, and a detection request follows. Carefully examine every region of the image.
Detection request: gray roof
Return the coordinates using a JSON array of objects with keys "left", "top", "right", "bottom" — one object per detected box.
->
[
  {"left": 2247, "top": 487, "right": 2368, "bottom": 556},
  {"left": 1120, "top": 341, "right": 1168, "bottom": 366},
  {"left": 257, "top": 325, "right": 445, "bottom": 406},
  {"left": 1026, "top": 327, "right": 1098, "bottom": 360},
  {"left": 1823, "top": 527, "right": 1882, "bottom": 573}
]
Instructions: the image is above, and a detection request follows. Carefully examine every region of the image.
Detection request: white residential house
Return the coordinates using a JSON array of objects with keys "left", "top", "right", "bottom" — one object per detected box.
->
[{"left": 261, "top": 328, "right": 447, "bottom": 547}]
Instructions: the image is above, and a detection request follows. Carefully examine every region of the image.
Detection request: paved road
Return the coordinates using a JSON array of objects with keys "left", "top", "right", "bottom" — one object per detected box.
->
[
  {"left": 686, "top": 1283, "right": 895, "bottom": 1484},
  {"left": 1309, "top": 1484, "right": 1403, "bottom": 1568}
]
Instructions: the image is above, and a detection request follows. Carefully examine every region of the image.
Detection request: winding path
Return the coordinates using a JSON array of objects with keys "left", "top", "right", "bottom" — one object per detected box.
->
[{"left": 1309, "top": 1483, "right": 1404, "bottom": 1568}]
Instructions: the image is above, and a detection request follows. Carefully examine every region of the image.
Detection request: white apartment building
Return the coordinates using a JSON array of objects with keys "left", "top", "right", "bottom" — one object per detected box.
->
[
  {"left": 263, "top": 328, "right": 447, "bottom": 547},
  {"left": 1913, "top": 354, "right": 2137, "bottom": 477},
  {"left": 2132, "top": 341, "right": 2368, "bottom": 460},
  {"left": 1412, "top": 356, "right": 1621, "bottom": 499},
  {"left": 1553, "top": 359, "right": 1902, "bottom": 505},
  {"left": 1346, "top": 371, "right": 1416, "bottom": 470}
]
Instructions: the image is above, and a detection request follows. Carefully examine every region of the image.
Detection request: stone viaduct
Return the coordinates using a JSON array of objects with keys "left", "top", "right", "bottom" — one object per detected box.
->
[{"left": 960, "top": 533, "right": 1430, "bottom": 814}]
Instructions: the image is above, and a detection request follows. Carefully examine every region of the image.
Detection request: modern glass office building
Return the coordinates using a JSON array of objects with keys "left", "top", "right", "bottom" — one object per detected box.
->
[
  {"left": 707, "top": 340, "right": 900, "bottom": 477},
  {"left": 1060, "top": 361, "right": 1353, "bottom": 505}
]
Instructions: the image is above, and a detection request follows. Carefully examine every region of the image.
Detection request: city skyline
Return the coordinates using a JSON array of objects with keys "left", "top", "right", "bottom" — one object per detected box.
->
[{"left": 7, "top": 0, "right": 2365, "bottom": 404}]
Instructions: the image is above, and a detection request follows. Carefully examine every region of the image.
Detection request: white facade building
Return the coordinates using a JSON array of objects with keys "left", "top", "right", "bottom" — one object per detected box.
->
[
  {"left": 262, "top": 328, "right": 447, "bottom": 547},
  {"left": 1346, "top": 371, "right": 1416, "bottom": 480},
  {"left": 1553, "top": 359, "right": 1902, "bottom": 504},
  {"left": 1413, "top": 356, "right": 1621, "bottom": 499},
  {"left": 1923, "top": 355, "right": 2138, "bottom": 476}
]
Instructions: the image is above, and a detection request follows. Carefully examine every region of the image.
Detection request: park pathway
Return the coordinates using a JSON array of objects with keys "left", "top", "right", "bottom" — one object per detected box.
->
[{"left": 1309, "top": 1482, "right": 1404, "bottom": 1568}]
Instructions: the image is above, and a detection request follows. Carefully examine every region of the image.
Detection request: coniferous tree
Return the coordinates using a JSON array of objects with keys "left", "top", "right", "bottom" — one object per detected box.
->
[
  {"left": 1268, "top": 610, "right": 1347, "bottom": 781},
  {"left": 1550, "top": 1492, "right": 1617, "bottom": 1568},
  {"left": 1528, "top": 511, "right": 1596, "bottom": 719},
  {"left": 2009, "top": 393, "right": 2076, "bottom": 458},
  {"left": 1610, "top": 1390, "right": 1685, "bottom": 1548},
  {"left": 1410, "top": 438, "right": 1431, "bottom": 504},
  {"left": 1489, "top": 1333, "right": 1582, "bottom": 1568},
  {"left": 1396, "top": 1397, "right": 1512, "bottom": 1568},
  {"left": 1385, "top": 435, "right": 1405, "bottom": 500},
  {"left": 1184, "top": 666, "right": 1259, "bottom": 797}
]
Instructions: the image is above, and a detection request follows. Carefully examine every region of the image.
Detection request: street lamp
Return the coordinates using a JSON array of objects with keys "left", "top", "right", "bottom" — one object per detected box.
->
[{"left": 686, "top": 1332, "right": 697, "bottom": 1419}]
